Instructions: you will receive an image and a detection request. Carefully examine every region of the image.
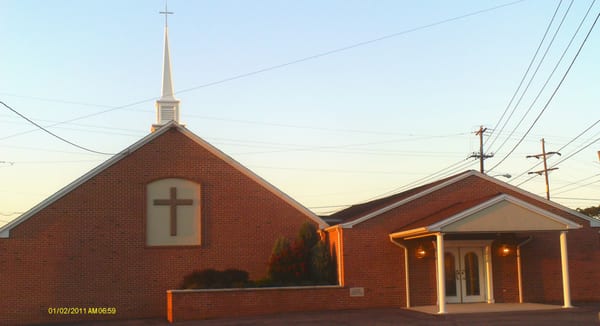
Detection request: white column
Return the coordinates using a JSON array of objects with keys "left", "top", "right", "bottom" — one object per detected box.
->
[
  {"left": 559, "top": 231, "right": 573, "bottom": 308},
  {"left": 436, "top": 233, "right": 446, "bottom": 314},
  {"left": 517, "top": 246, "right": 524, "bottom": 303},
  {"left": 485, "top": 245, "right": 494, "bottom": 303}
]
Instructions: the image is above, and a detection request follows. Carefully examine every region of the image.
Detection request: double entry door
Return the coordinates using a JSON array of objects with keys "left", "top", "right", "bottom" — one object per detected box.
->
[{"left": 445, "top": 247, "right": 485, "bottom": 303}]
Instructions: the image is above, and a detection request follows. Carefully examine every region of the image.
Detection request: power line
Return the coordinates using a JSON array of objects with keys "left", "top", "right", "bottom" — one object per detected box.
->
[
  {"left": 0, "top": 0, "right": 527, "bottom": 142},
  {"left": 364, "top": 159, "right": 476, "bottom": 202},
  {"left": 469, "top": 126, "right": 494, "bottom": 173},
  {"left": 487, "top": 11, "right": 599, "bottom": 172},
  {"left": 552, "top": 196, "right": 600, "bottom": 201},
  {"left": 174, "top": 0, "right": 528, "bottom": 97},
  {"left": 553, "top": 175, "right": 600, "bottom": 195},
  {"left": 550, "top": 136, "right": 600, "bottom": 168},
  {"left": 0, "top": 101, "right": 115, "bottom": 155},
  {"left": 512, "top": 119, "right": 599, "bottom": 184},
  {"left": 516, "top": 132, "right": 600, "bottom": 187},
  {"left": 552, "top": 173, "right": 600, "bottom": 192},
  {"left": 489, "top": 0, "right": 583, "bottom": 155},
  {"left": 525, "top": 138, "right": 561, "bottom": 200},
  {"left": 485, "top": 0, "right": 565, "bottom": 150},
  {"left": 0, "top": 97, "right": 154, "bottom": 142}
]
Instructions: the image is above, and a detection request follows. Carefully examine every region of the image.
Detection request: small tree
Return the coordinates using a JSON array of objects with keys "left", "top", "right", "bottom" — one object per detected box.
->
[
  {"left": 310, "top": 240, "right": 336, "bottom": 284},
  {"left": 267, "top": 236, "right": 299, "bottom": 284},
  {"left": 298, "top": 222, "right": 319, "bottom": 250},
  {"left": 267, "top": 223, "right": 337, "bottom": 285}
]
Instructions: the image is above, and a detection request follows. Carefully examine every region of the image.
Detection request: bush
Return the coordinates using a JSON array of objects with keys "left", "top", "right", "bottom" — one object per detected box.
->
[
  {"left": 310, "top": 240, "right": 336, "bottom": 284},
  {"left": 267, "top": 236, "right": 307, "bottom": 284},
  {"left": 298, "top": 222, "right": 319, "bottom": 250},
  {"left": 179, "top": 268, "right": 249, "bottom": 289},
  {"left": 267, "top": 222, "right": 337, "bottom": 285}
]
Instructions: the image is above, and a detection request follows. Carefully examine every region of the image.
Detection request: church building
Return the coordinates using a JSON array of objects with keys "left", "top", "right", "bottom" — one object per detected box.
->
[
  {"left": 0, "top": 16, "right": 327, "bottom": 325},
  {"left": 1, "top": 9, "right": 600, "bottom": 325}
]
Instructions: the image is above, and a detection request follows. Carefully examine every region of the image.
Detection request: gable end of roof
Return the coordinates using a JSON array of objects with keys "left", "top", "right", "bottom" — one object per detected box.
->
[
  {"left": 340, "top": 170, "right": 598, "bottom": 229},
  {"left": 0, "top": 122, "right": 327, "bottom": 238}
]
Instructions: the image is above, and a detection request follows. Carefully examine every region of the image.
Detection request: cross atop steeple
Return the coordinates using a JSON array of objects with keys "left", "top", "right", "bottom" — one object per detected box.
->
[
  {"left": 152, "top": 1, "right": 181, "bottom": 132},
  {"left": 159, "top": 2, "right": 173, "bottom": 27}
]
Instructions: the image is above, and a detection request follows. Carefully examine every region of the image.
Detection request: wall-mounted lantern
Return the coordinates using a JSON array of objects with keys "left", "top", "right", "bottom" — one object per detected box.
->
[
  {"left": 416, "top": 245, "right": 427, "bottom": 259},
  {"left": 500, "top": 245, "right": 511, "bottom": 257}
]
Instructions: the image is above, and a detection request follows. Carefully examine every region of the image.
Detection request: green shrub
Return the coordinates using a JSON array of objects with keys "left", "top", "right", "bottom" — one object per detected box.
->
[
  {"left": 298, "top": 222, "right": 319, "bottom": 250},
  {"left": 267, "top": 236, "right": 306, "bottom": 284},
  {"left": 179, "top": 268, "right": 249, "bottom": 289},
  {"left": 267, "top": 222, "right": 337, "bottom": 285},
  {"left": 310, "top": 240, "right": 336, "bottom": 284}
]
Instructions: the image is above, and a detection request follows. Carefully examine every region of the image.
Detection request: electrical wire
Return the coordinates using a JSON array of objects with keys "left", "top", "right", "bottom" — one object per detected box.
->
[
  {"left": 0, "top": 101, "right": 115, "bottom": 155},
  {"left": 553, "top": 175, "right": 600, "bottom": 195},
  {"left": 363, "top": 159, "right": 476, "bottom": 202},
  {"left": 174, "top": 0, "right": 528, "bottom": 97},
  {"left": 487, "top": 11, "right": 599, "bottom": 172},
  {"left": 489, "top": 0, "right": 585, "bottom": 155},
  {"left": 550, "top": 136, "right": 600, "bottom": 168},
  {"left": 512, "top": 119, "right": 599, "bottom": 184},
  {"left": 485, "top": 0, "right": 565, "bottom": 150},
  {"left": 0, "top": 0, "right": 526, "bottom": 142},
  {"left": 552, "top": 196, "right": 600, "bottom": 201}
]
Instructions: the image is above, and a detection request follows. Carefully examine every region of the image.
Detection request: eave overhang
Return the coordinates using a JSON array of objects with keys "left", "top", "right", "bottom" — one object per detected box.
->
[{"left": 390, "top": 194, "right": 582, "bottom": 240}]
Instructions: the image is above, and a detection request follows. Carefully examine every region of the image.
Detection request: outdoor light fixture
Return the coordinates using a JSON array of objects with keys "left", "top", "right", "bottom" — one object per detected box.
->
[
  {"left": 500, "top": 245, "right": 511, "bottom": 256},
  {"left": 416, "top": 245, "right": 427, "bottom": 259}
]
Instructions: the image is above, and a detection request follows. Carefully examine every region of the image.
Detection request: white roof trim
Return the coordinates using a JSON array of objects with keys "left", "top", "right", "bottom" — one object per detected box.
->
[
  {"left": 342, "top": 170, "right": 598, "bottom": 228},
  {"left": 0, "top": 122, "right": 327, "bottom": 238},
  {"left": 175, "top": 127, "right": 327, "bottom": 229},
  {"left": 389, "top": 228, "right": 430, "bottom": 239},
  {"left": 428, "top": 194, "right": 581, "bottom": 231},
  {"left": 477, "top": 172, "right": 600, "bottom": 227},
  {"left": 390, "top": 194, "right": 581, "bottom": 239},
  {"left": 340, "top": 171, "right": 474, "bottom": 228}
]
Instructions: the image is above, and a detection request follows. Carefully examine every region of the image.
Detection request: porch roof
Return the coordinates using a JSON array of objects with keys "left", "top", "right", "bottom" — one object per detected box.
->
[{"left": 389, "top": 194, "right": 582, "bottom": 239}]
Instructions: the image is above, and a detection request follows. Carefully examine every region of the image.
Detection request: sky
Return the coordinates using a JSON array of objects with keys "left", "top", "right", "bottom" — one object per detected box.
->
[{"left": 0, "top": 0, "right": 599, "bottom": 226}]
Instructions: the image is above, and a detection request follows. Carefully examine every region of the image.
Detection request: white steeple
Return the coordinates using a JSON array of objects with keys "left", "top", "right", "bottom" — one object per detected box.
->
[{"left": 152, "top": 3, "right": 181, "bottom": 132}]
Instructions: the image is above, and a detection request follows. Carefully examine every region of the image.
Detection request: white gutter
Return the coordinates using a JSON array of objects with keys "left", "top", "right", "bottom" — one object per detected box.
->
[
  {"left": 389, "top": 236, "right": 410, "bottom": 308},
  {"left": 516, "top": 236, "right": 533, "bottom": 303}
]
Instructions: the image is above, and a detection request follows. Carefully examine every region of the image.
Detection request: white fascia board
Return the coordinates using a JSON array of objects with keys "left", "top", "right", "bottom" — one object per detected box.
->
[
  {"left": 477, "top": 173, "right": 599, "bottom": 228},
  {"left": 341, "top": 170, "right": 595, "bottom": 229},
  {"left": 389, "top": 227, "right": 429, "bottom": 239},
  {"left": 340, "top": 171, "right": 476, "bottom": 228},
  {"left": 0, "top": 122, "right": 177, "bottom": 238},
  {"left": 177, "top": 127, "right": 329, "bottom": 229},
  {"left": 0, "top": 122, "right": 328, "bottom": 239},
  {"left": 427, "top": 194, "right": 582, "bottom": 231}
]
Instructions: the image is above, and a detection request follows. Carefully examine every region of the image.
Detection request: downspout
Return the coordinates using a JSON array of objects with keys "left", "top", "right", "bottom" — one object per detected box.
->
[
  {"left": 337, "top": 226, "right": 345, "bottom": 287},
  {"left": 389, "top": 236, "right": 411, "bottom": 308},
  {"left": 516, "top": 236, "right": 533, "bottom": 303}
]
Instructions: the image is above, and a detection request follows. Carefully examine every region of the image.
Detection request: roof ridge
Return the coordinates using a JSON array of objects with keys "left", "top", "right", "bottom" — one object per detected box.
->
[{"left": 324, "top": 170, "right": 474, "bottom": 223}]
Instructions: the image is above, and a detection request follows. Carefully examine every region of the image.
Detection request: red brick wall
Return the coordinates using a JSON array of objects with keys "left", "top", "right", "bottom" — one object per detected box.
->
[
  {"left": 406, "top": 240, "right": 437, "bottom": 306},
  {"left": 521, "top": 228, "right": 600, "bottom": 304},
  {"left": 337, "top": 226, "right": 406, "bottom": 307},
  {"left": 333, "top": 174, "right": 600, "bottom": 308},
  {"left": 491, "top": 239, "right": 519, "bottom": 303},
  {"left": 0, "top": 127, "right": 319, "bottom": 325},
  {"left": 167, "top": 286, "right": 364, "bottom": 322}
]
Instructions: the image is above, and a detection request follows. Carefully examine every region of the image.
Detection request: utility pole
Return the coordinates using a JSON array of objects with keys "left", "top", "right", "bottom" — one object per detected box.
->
[
  {"left": 469, "top": 126, "right": 494, "bottom": 173},
  {"left": 526, "top": 138, "right": 561, "bottom": 200}
]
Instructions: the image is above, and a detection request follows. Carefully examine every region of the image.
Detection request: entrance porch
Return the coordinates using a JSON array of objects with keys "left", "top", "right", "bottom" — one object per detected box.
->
[{"left": 389, "top": 194, "right": 582, "bottom": 314}]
